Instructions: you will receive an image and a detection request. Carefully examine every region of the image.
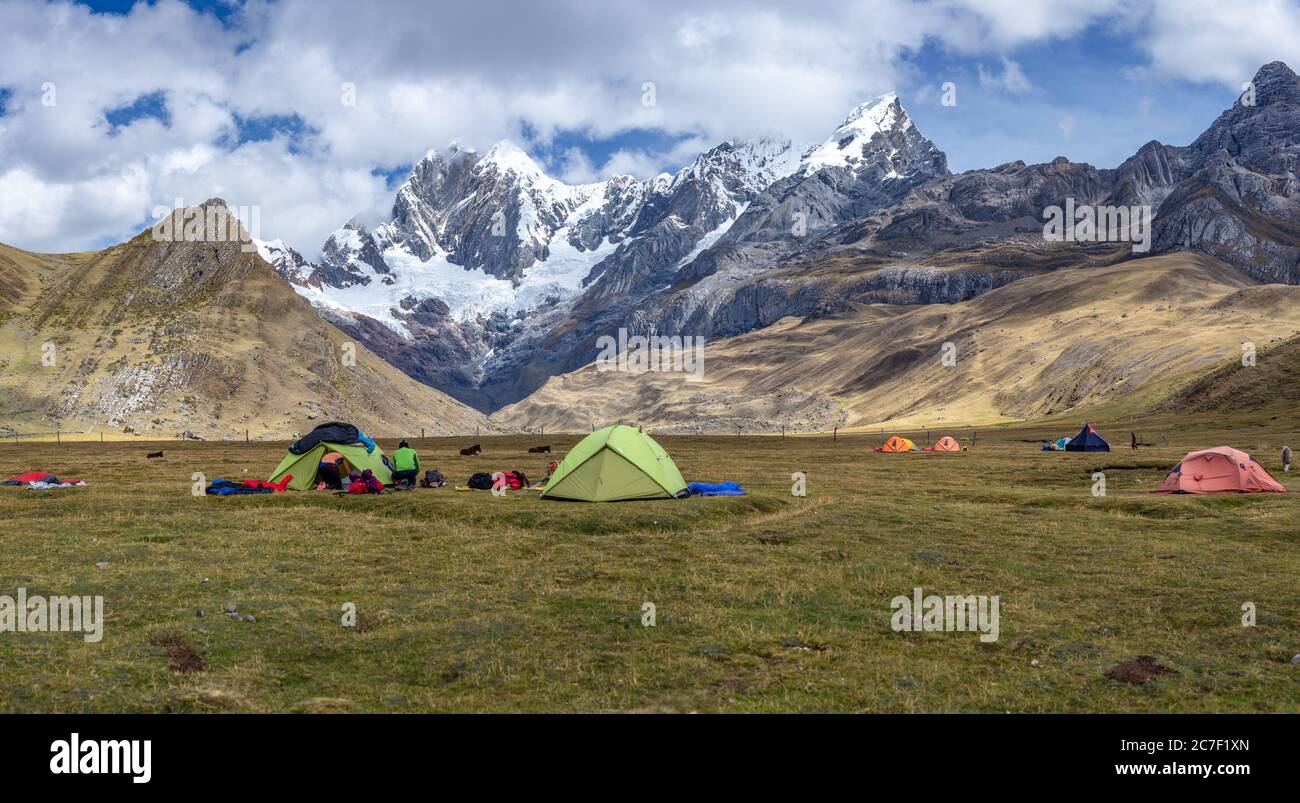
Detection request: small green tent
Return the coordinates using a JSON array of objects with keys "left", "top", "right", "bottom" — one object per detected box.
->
[
  {"left": 541, "top": 424, "right": 687, "bottom": 502},
  {"left": 268, "top": 442, "right": 393, "bottom": 491}
]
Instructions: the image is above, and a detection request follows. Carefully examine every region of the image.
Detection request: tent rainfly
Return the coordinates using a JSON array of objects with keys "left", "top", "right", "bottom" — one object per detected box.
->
[
  {"left": 1154, "top": 447, "right": 1287, "bottom": 494},
  {"left": 1064, "top": 424, "right": 1109, "bottom": 452},
  {"left": 924, "top": 436, "right": 960, "bottom": 452},
  {"left": 540, "top": 425, "right": 688, "bottom": 502},
  {"left": 874, "top": 436, "right": 915, "bottom": 453}
]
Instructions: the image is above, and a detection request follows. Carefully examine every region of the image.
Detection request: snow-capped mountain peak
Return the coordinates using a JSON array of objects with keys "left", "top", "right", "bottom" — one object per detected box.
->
[
  {"left": 674, "top": 137, "right": 804, "bottom": 196},
  {"left": 254, "top": 238, "right": 315, "bottom": 285},
  {"left": 841, "top": 91, "right": 901, "bottom": 128},
  {"left": 801, "top": 91, "right": 912, "bottom": 174},
  {"left": 259, "top": 88, "right": 948, "bottom": 407},
  {"left": 479, "top": 140, "right": 553, "bottom": 182}
]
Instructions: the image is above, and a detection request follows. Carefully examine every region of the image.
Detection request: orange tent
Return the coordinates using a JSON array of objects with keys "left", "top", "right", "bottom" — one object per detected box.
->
[
  {"left": 1154, "top": 446, "right": 1287, "bottom": 494},
  {"left": 874, "top": 436, "right": 915, "bottom": 453},
  {"left": 923, "top": 436, "right": 961, "bottom": 452}
]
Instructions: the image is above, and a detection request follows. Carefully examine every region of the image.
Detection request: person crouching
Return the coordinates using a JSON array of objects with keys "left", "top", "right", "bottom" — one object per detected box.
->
[{"left": 391, "top": 440, "right": 420, "bottom": 488}]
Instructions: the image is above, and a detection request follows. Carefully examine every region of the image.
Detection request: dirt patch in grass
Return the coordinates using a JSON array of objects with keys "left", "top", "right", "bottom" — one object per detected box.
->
[
  {"left": 914, "top": 549, "right": 963, "bottom": 565},
  {"left": 1104, "top": 655, "right": 1177, "bottom": 685},
  {"left": 753, "top": 530, "right": 805, "bottom": 545},
  {"left": 149, "top": 635, "right": 205, "bottom": 674},
  {"left": 782, "top": 637, "right": 832, "bottom": 653}
]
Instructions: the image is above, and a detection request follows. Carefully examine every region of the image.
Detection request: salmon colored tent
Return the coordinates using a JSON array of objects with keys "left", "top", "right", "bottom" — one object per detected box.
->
[
  {"left": 923, "top": 436, "right": 961, "bottom": 452},
  {"left": 1154, "top": 446, "right": 1288, "bottom": 494},
  {"left": 874, "top": 436, "right": 915, "bottom": 453}
]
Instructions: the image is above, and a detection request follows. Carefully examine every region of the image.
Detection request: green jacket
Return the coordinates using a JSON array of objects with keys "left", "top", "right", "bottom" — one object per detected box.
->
[{"left": 392, "top": 447, "right": 420, "bottom": 473}]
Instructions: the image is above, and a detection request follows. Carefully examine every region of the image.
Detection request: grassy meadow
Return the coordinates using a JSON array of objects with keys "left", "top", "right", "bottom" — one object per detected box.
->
[{"left": 1, "top": 415, "right": 1297, "bottom": 713}]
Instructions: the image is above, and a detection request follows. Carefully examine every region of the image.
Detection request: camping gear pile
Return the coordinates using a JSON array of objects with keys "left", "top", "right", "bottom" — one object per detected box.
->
[
  {"left": 1041, "top": 436, "right": 1071, "bottom": 451},
  {"left": 207, "top": 477, "right": 290, "bottom": 496},
  {"left": 498, "top": 470, "right": 529, "bottom": 490},
  {"left": 456, "top": 470, "right": 531, "bottom": 492},
  {"left": 346, "top": 469, "right": 385, "bottom": 495},
  {"left": 541, "top": 425, "right": 688, "bottom": 501},
  {"left": 1154, "top": 447, "right": 1288, "bottom": 493},
  {"left": 3, "top": 471, "right": 85, "bottom": 489},
  {"left": 419, "top": 470, "right": 446, "bottom": 488}
]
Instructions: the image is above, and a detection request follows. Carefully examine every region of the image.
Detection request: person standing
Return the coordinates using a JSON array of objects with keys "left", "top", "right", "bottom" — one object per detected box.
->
[
  {"left": 1130, "top": 432, "right": 1138, "bottom": 450},
  {"left": 1284, "top": 445, "right": 1292, "bottom": 473},
  {"left": 392, "top": 440, "right": 421, "bottom": 488}
]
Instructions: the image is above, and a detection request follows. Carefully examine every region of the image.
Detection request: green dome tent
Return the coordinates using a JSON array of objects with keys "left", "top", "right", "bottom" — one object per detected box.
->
[
  {"left": 268, "top": 441, "right": 393, "bottom": 491},
  {"left": 540, "top": 425, "right": 687, "bottom": 502}
]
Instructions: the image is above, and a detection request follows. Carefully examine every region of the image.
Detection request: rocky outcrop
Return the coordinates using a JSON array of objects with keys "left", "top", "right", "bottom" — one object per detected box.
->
[
  {"left": 313, "top": 221, "right": 391, "bottom": 288},
  {"left": 0, "top": 201, "right": 498, "bottom": 438},
  {"left": 257, "top": 239, "right": 315, "bottom": 286},
  {"left": 263, "top": 63, "right": 1300, "bottom": 414},
  {"left": 1147, "top": 61, "right": 1300, "bottom": 283}
]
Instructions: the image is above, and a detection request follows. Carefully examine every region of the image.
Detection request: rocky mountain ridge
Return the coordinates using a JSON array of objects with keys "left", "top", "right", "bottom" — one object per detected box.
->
[{"left": 266, "top": 62, "right": 1300, "bottom": 417}]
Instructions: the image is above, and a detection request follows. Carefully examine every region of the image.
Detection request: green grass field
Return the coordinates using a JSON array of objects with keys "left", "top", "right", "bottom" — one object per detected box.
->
[{"left": 2, "top": 418, "right": 1297, "bottom": 713}]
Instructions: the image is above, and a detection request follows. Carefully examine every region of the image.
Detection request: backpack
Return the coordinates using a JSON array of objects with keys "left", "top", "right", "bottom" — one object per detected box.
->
[
  {"left": 420, "top": 469, "right": 446, "bottom": 488},
  {"left": 467, "top": 472, "right": 494, "bottom": 490}
]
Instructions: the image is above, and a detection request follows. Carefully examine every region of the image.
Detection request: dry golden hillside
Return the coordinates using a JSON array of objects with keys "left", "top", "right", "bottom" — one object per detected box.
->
[
  {"left": 0, "top": 202, "right": 499, "bottom": 439},
  {"left": 494, "top": 253, "right": 1300, "bottom": 433}
]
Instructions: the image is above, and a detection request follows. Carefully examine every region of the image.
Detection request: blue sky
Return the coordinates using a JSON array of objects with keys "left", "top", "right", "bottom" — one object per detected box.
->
[
  {"left": 899, "top": 32, "right": 1237, "bottom": 171},
  {"left": 2, "top": 0, "right": 1295, "bottom": 254},
  {"left": 82, "top": 0, "right": 236, "bottom": 20},
  {"left": 70, "top": 0, "right": 1241, "bottom": 174}
]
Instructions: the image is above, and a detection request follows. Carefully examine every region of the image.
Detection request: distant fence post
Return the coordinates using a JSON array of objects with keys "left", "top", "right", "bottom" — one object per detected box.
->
[
  {"left": 833, "top": 427, "right": 837, "bottom": 442},
  {"left": 56, "top": 429, "right": 60, "bottom": 445},
  {"left": 781, "top": 425, "right": 785, "bottom": 440}
]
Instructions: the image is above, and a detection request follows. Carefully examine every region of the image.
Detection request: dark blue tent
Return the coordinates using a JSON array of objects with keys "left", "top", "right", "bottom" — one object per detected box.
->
[{"left": 1064, "top": 423, "right": 1110, "bottom": 452}]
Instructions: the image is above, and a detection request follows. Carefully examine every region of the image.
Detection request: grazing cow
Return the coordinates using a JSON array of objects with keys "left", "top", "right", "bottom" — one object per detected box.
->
[
  {"left": 528, "top": 445, "right": 551, "bottom": 454},
  {"left": 459, "top": 444, "right": 482, "bottom": 456},
  {"left": 146, "top": 451, "right": 164, "bottom": 459}
]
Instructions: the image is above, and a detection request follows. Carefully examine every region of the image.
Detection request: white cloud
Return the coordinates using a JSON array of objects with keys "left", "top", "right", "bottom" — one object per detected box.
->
[
  {"left": 0, "top": 0, "right": 1296, "bottom": 256},
  {"left": 938, "top": 0, "right": 1127, "bottom": 48},
  {"left": 1139, "top": 0, "right": 1300, "bottom": 87},
  {"left": 978, "top": 57, "right": 1034, "bottom": 93},
  {"left": 1057, "top": 113, "right": 1077, "bottom": 139},
  {"left": 554, "top": 147, "right": 598, "bottom": 185}
]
